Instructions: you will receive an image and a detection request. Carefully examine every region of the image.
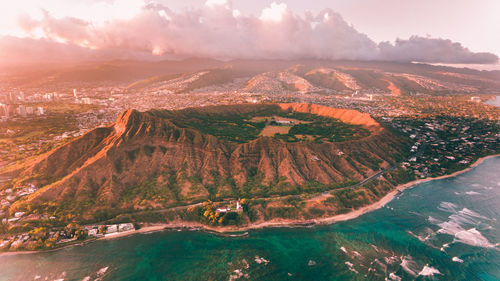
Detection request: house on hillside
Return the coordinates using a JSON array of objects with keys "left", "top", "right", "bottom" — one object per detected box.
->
[
  {"left": 106, "top": 225, "right": 118, "bottom": 234},
  {"left": 119, "top": 223, "right": 134, "bottom": 232},
  {"left": 88, "top": 228, "right": 98, "bottom": 237},
  {"left": 276, "top": 120, "right": 293, "bottom": 125},
  {"left": 270, "top": 117, "right": 294, "bottom": 126},
  {"left": 216, "top": 200, "right": 243, "bottom": 213}
]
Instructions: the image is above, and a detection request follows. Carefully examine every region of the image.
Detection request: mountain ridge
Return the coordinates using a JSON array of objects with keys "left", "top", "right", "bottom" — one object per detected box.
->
[{"left": 6, "top": 103, "right": 410, "bottom": 219}]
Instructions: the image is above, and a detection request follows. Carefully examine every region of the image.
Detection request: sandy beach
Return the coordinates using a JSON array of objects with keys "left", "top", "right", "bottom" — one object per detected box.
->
[{"left": 1, "top": 153, "right": 498, "bottom": 256}]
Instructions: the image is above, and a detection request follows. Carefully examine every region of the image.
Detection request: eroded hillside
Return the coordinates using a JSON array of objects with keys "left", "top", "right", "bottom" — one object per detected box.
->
[{"left": 5, "top": 104, "right": 411, "bottom": 220}]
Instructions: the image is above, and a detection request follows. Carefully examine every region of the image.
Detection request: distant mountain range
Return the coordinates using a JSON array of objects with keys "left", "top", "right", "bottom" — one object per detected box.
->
[{"left": 3, "top": 59, "right": 500, "bottom": 95}]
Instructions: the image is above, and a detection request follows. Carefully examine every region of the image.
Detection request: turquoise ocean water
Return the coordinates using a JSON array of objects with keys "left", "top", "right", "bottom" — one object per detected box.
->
[{"left": 0, "top": 157, "right": 499, "bottom": 281}]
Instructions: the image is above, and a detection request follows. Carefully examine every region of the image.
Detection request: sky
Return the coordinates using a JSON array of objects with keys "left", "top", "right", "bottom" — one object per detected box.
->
[{"left": 0, "top": 0, "right": 499, "bottom": 65}]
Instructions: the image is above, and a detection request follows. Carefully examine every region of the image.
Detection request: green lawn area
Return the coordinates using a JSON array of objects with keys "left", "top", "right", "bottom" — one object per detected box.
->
[{"left": 176, "top": 108, "right": 370, "bottom": 144}]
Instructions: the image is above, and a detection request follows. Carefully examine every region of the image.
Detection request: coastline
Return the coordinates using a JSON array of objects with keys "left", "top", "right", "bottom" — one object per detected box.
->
[
  {"left": 94, "top": 153, "right": 500, "bottom": 235},
  {"left": 2, "top": 153, "right": 498, "bottom": 256},
  {"left": 102, "top": 153, "right": 499, "bottom": 234}
]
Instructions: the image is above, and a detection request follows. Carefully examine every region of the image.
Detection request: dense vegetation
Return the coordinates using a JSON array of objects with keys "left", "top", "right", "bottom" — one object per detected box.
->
[
  {"left": 179, "top": 112, "right": 267, "bottom": 143},
  {"left": 175, "top": 107, "right": 370, "bottom": 144},
  {"left": 276, "top": 115, "right": 370, "bottom": 143}
]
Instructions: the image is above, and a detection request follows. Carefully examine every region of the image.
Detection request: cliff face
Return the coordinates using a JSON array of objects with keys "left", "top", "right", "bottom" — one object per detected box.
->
[{"left": 13, "top": 104, "right": 409, "bottom": 211}]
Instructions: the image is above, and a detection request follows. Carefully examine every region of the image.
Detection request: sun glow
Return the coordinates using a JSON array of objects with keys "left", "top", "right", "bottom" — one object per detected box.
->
[{"left": 0, "top": 0, "right": 144, "bottom": 38}]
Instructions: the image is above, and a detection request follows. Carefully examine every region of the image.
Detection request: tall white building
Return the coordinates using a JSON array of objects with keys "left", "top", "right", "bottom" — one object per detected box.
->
[
  {"left": 0, "top": 103, "right": 7, "bottom": 117},
  {"left": 26, "top": 106, "right": 34, "bottom": 115},
  {"left": 36, "top": 107, "right": 45, "bottom": 115},
  {"left": 17, "top": 105, "right": 27, "bottom": 117}
]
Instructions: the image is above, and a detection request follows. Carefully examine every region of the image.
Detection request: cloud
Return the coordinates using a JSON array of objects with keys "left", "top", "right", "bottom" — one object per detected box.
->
[
  {"left": 259, "top": 2, "right": 288, "bottom": 22},
  {"left": 379, "top": 36, "right": 498, "bottom": 64},
  {"left": 2, "top": 0, "right": 497, "bottom": 64}
]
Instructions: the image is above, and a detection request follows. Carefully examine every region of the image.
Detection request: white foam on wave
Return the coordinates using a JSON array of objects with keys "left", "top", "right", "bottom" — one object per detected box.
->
[
  {"left": 452, "top": 257, "right": 464, "bottom": 263},
  {"left": 440, "top": 243, "right": 449, "bottom": 252},
  {"left": 345, "top": 261, "right": 359, "bottom": 274},
  {"left": 453, "top": 228, "right": 495, "bottom": 248},
  {"left": 438, "top": 202, "right": 458, "bottom": 213},
  {"left": 407, "top": 231, "right": 431, "bottom": 242},
  {"left": 437, "top": 220, "right": 464, "bottom": 236},
  {"left": 459, "top": 208, "right": 489, "bottom": 220},
  {"left": 434, "top": 206, "right": 496, "bottom": 248},
  {"left": 465, "top": 191, "right": 480, "bottom": 195},
  {"left": 400, "top": 256, "right": 418, "bottom": 276},
  {"left": 384, "top": 256, "right": 399, "bottom": 265},
  {"left": 97, "top": 267, "right": 108, "bottom": 275},
  {"left": 418, "top": 265, "right": 441, "bottom": 276},
  {"left": 373, "top": 258, "right": 387, "bottom": 272},
  {"left": 254, "top": 256, "right": 269, "bottom": 265},
  {"left": 427, "top": 216, "right": 441, "bottom": 224},
  {"left": 388, "top": 272, "right": 402, "bottom": 281}
]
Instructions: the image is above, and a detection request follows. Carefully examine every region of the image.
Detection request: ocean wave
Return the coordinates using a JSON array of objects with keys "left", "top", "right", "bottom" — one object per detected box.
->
[
  {"left": 438, "top": 202, "right": 458, "bottom": 213},
  {"left": 459, "top": 208, "right": 490, "bottom": 220},
  {"left": 226, "top": 232, "right": 249, "bottom": 237},
  {"left": 418, "top": 265, "right": 441, "bottom": 276},
  {"left": 437, "top": 207, "right": 488, "bottom": 234},
  {"left": 453, "top": 228, "right": 496, "bottom": 248},
  {"left": 400, "top": 256, "right": 418, "bottom": 276},
  {"left": 408, "top": 211, "right": 423, "bottom": 217},
  {"left": 345, "top": 261, "right": 359, "bottom": 273},
  {"left": 254, "top": 256, "right": 269, "bottom": 265},
  {"left": 97, "top": 267, "right": 108, "bottom": 275},
  {"left": 427, "top": 216, "right": 441, "bottom": 224},
  {"left": 388, "top": 272, "right": 402, "bottom": 281},
  {"left": 465, "top": 191, "right": 481, "bottom": 195},
  {"left": 437, "top": 220, "right": 465, "bottom": 236},
  {"left": 434, "top": 206, "right": 496, "bottom": 248},
  {"left": 407, "top": 231, "right": 430, "bottom": 242}
]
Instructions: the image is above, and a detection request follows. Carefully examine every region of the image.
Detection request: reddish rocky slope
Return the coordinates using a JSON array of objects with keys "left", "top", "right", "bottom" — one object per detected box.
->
[{"left": 9, "top": 104, "right": 410, "bottom": 214}]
